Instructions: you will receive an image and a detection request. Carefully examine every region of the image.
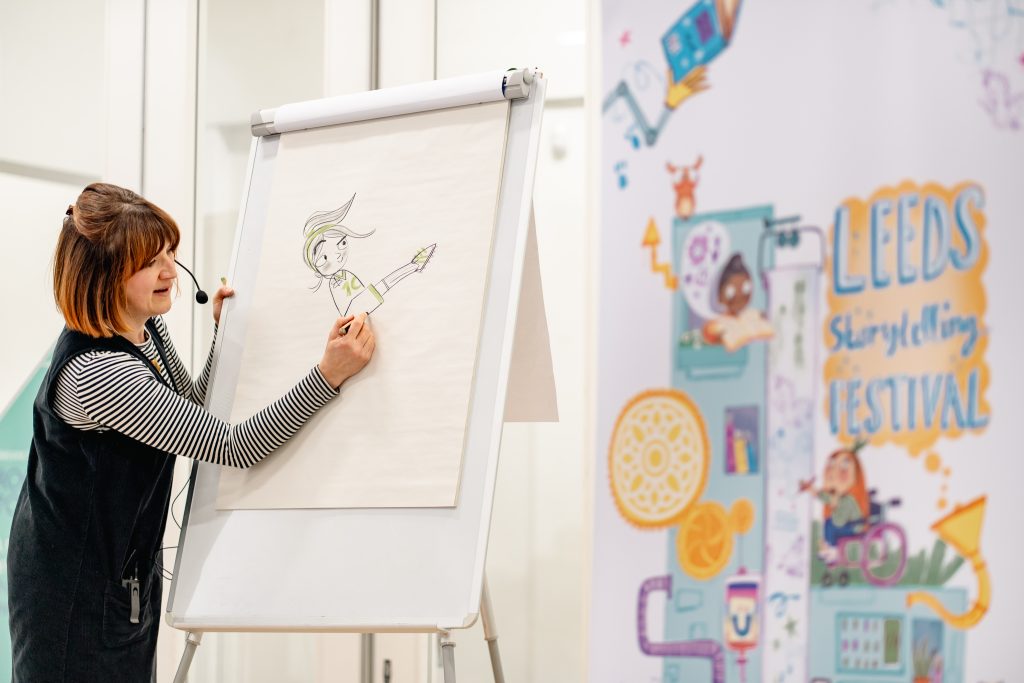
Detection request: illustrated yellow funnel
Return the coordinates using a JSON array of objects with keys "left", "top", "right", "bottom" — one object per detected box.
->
[
  {"left": 934, "top": 496, "right": 985, "bottom": 557},
  {"left": 906, "top": 496, "right": 989, "bottom": 629}
]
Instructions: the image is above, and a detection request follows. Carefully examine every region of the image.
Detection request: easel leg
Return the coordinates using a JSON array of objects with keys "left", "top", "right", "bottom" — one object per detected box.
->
[
  {"left": 360, "top": 633, "right": 375, "bottom": 683},
  {"left": 481, "top": 576, "right": 505, "bottom": 683},
  {"left": 172, "top": 631, "right": 203, "bottom": 683},
  {"left": 439, "top": 630, "right": 457, "bottom": 683}
]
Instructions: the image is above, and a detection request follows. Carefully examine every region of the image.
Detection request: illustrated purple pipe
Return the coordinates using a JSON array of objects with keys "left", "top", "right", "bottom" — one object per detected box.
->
[{"left": 637, "top": 575, "right": 725, "bottom": 683}]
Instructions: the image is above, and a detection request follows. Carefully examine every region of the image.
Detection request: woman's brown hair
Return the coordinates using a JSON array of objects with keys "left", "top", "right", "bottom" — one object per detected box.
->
[{"left": 54, "top": 183, "right": 181, "bottom": 338}]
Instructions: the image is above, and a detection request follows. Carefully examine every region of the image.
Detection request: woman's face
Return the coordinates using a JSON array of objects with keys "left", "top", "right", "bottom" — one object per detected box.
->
[
  {"left": 312, "top": 232, "right": 349, "bottom": 277},
  {"left": 125, "top": 243, "right": 177, "bottom": 323}
]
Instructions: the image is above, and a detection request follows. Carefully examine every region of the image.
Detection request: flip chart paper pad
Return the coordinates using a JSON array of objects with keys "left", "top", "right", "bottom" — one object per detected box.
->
[{"left": 217, "top": 101, "right": 510, "bottom": 509}]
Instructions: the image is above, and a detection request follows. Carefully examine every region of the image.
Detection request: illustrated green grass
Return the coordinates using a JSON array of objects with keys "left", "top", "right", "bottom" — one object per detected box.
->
[{"left": 809, "top": 521, "right": 964, "bottom": 587}]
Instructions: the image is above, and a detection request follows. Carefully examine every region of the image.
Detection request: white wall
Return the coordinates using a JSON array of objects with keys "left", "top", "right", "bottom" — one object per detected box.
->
[
  {"left": 0, "top": 176, "right": 80, "bottom": 408},
  {"left": 0, "top": 0, "right": 144, "bottom": 412},
  {"left": 0, "top": 0, "right": 107, "bottom": 177},
  {"left": 436, "top": 0, "right": 585, "bottom": 100}
]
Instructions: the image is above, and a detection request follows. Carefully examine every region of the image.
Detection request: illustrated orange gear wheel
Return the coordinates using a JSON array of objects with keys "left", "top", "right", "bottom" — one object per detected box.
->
[
  {"left": 729, "top": 498, "right": 755, "bottom": 535},
  {"left": 676, "top": 501, "right": 733, "bottom": 580},
  {"left": 608, "top": 389, "right": 709, "bottom": 528}
]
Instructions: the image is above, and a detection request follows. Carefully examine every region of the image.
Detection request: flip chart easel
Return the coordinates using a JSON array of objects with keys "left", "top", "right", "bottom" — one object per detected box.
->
[{"left": 166, "top": 68, "right": 552, "bottom": 682}]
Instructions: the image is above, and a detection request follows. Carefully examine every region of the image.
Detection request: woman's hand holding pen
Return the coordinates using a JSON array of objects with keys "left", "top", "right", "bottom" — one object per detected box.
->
[
  {"left": 319, "top": 313, "right": 375, "bottom": 389},
  {"left": 213, "top": 277, "right": 235, "bottom": 325}
]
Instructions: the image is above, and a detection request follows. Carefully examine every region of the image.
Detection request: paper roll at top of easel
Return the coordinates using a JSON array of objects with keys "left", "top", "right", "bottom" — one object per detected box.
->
[{"left": 251, "top": 70, "right": 533, "bottom": 136}]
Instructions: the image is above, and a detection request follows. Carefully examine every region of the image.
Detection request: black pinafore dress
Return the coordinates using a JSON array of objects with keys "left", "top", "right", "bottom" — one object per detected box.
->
[{"left": 8, "top": 319, "right": 177, "bottom": 682}]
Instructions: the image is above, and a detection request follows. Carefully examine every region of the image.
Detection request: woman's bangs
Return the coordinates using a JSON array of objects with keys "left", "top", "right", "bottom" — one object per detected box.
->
[{"left": 124, "top": 213, "right": 181, "bottom": 273}]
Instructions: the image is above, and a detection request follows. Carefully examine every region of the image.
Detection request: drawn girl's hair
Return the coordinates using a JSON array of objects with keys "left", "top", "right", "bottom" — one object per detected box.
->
[
  {"left": 823, "top": 447, "right": 870, "bottom": 521},
  {"left": 301, "top": 193, "right": 375, "bottom": 277},
  {"left": 55, "top": 183, "right": 181, "bottom": 338}
]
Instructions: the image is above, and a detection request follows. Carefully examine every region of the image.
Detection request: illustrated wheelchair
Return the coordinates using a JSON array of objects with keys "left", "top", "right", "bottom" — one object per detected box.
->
[{"left": 820, "top": 489, "right": 908, "bottom": 588}]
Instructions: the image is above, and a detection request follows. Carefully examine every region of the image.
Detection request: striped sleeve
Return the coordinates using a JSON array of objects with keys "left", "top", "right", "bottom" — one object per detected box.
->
[
  {"left": 63, "top": 352, "right": 339, "bottom": 468},
  {"left": 151, "top": 316, "right": 215, "bottom": 404}
]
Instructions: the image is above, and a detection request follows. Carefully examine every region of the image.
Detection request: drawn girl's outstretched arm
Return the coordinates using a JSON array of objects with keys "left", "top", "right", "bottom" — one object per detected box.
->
[
  {"left": 340, "top": 244, "right": 436, "bottom": 317},
  {"left": 376, "top": 244, "right": 436, "bottom": 293}
]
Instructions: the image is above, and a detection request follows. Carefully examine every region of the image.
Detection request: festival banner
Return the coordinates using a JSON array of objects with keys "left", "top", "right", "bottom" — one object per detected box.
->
[{"left": 593, "top": 1, "right": 1022, "bottom": 681}]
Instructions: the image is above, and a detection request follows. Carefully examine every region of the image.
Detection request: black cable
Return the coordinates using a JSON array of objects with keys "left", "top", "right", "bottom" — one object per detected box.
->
[
  {"left": 157, "top": 470, "right": 194, "bottom": 581},
  {"left": 120, "top": 548, "right": 138, "bottom": 579},
  {"left": 170, "top": 470, "right": 193, "bottom": 530},
  {"left": 153, "top": 545, "right": 178, "bottom": 581}
]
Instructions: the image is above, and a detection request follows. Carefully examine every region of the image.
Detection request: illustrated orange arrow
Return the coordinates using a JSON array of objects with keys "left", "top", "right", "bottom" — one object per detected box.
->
[{"left": 642, "top": 218, "right": 678, "bottom": 290}]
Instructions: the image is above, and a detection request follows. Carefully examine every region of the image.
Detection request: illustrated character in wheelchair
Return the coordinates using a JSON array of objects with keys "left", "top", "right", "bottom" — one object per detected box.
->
[{"left": 800, "top": 441, "right": 908, "bottom": 587}]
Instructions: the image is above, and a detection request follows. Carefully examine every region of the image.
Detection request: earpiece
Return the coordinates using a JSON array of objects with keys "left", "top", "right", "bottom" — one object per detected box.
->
[{"left": 174, "top": 260, "right": 209, "bottom": 304}]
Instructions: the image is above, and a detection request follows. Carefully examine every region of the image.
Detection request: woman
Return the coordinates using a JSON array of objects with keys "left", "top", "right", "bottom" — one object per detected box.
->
[{"left": 7, "top": 183, "right": 375, "bottom": 681}]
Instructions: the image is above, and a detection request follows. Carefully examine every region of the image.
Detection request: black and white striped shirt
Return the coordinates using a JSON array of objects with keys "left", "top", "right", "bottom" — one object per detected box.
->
[{"left": 54, "top": 317, "right": 337, "bottom": 468}]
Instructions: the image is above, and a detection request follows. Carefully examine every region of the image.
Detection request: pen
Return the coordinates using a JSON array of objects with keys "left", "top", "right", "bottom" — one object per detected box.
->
[{"left": 340, "top": 313, "right": 368, "bottom": 336}]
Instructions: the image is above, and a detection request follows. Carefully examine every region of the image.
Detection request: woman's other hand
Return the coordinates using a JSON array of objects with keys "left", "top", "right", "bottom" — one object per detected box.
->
[
  {"left": 213, "top": 285, "right": 235, "bottom": 325},
  {"left": 319, "top": 313, "right": 375, "bottom": 389}
]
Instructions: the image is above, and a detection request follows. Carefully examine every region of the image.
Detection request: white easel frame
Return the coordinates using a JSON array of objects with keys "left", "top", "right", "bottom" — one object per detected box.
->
[{"left": 167, "top": 69, "right": 549, "bottom": 682}]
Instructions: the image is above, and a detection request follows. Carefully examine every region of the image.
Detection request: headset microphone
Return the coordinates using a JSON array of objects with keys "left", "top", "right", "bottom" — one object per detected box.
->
[{"left": 174, "top": 260, "right": 209, "bottom": 304}]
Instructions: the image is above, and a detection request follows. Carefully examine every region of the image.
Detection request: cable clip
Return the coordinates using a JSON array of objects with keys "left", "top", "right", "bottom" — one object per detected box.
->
[{"left": 121, "top": 573, "right": 141, "bottom": 624}]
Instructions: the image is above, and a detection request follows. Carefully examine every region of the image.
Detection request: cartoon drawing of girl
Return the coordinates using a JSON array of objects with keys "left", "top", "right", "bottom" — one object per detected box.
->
[
  {"left": 302, "top": 193, "right": 436, "bottom": 316},
  {"left": 799, "top": 442, "right": 871, "bottom": 562},
  {"left": 701, "top": 253, "right": 773, "bottom": 351}
]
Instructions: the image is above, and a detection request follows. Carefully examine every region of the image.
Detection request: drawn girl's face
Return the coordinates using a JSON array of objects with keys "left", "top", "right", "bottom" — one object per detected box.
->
[
  {"left": 823, "top": 452, "right": 856, "bottom": 496},
  {"left": 719, "top": 272, "right": 753, "bottom": 316},
  {"left": 312, "top": 231, "right": 350, "bottom": 277}
]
